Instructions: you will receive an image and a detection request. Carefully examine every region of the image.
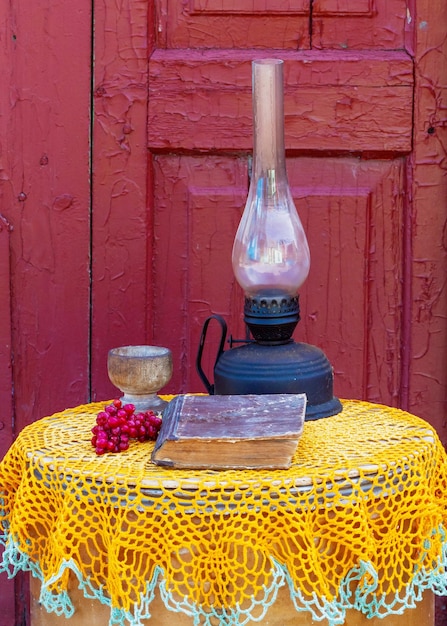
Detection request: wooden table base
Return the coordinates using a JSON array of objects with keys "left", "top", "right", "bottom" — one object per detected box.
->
[{"left": 30, "top": 574, "right": 435, "bottom": 626}]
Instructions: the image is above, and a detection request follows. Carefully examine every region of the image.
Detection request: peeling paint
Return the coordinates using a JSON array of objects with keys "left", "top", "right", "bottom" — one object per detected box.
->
[{"left": 52, "top": 194, "right": 74, "bottom": 211}]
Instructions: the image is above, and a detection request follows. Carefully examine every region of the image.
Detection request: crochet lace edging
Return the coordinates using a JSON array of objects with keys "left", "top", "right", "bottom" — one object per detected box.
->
[{"left": 1, "top": 531, "right": 447, "bottom": 626}]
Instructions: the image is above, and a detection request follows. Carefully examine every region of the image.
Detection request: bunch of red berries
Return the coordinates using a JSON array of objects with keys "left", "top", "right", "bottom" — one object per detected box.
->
[{"left": 91, "top": 399, "right": 162, "bottom": 455}]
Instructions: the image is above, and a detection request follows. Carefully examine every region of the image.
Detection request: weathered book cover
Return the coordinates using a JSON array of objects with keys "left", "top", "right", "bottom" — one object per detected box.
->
[{"left": 151, "top": 393, "right": 306, "bottom": 470}]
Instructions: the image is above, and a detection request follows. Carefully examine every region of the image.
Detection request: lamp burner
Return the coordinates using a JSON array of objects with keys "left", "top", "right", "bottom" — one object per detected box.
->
[{"left": 244, "top": 294, "right": 300, "bottom": 344}]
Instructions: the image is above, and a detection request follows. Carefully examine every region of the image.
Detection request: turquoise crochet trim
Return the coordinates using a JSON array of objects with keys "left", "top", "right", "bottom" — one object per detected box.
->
[
  {"left": 0, "top": 531, "right": 164, "bottom": 625},
  {"left": 158, "top": 559, "right": 285, "bottom": 625},
  {"left": 284, "top": 525, "right": 447, "bottom": 626},
  {"left": 1, "top": 527, "right": 447, "bottom": 626}
]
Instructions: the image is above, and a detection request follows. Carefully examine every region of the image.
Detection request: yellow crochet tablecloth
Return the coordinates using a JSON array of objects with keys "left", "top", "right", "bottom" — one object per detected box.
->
[{"left": 1, "top": 399, "right": 447, "bottom": 626}]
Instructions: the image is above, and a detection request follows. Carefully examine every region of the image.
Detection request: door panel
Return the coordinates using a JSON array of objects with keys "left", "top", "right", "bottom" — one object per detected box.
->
[
  {"left": 149, "top": 50, "right": 413, "bottom": 154},
  {"left": 291, "top": 158, "right": 405, "bottom": 404},
  {"left": 160, "top": 0, "right": 407, "bottom": 50},
  {"left": 152, "top": 155, "right": 248, "bottom": 392},
  {"left": 148, "top": 0, "right": 413, "bottom": 404},
  {"left": 312, "top": 0, "right": 407, "bottom": 49},
  {"left": 314, "top": 0, "right": 372, "bottom": 14},
  {"left": 91, "top": 0, "right": 151, "bottom": 399},
  {"left": 152, "top": 155, "right": 404, "bottom": 406},
  {"left": 190, "top": 0, "right": 309, "bottom": 13},
  {"left": 159, "top": 0, "right": 310, "bottom": 48}
]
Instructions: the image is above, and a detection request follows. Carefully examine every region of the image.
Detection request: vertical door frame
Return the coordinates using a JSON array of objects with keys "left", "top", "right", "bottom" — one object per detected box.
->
[
  {"left": 405, "top": 0, "right": 447, "bottom": 435},
  {"left": 0, "top": 216, "right": 14, "bottom": 622},
  {"left": 90, "top": 0, "right": 152, "bottom": 401}
]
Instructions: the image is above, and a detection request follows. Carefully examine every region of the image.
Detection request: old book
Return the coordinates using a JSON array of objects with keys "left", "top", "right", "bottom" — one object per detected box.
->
[{"left": 151, "top": 393, "right": 306, "bottom": 470}]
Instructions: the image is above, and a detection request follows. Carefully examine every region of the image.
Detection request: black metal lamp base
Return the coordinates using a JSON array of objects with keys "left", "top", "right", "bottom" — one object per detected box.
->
[
  {"left": 196, "top": 296, "right": 343, "bottom": 420},
  {"left": 213, "top": 339, "right": 342, "bottom": 420}
]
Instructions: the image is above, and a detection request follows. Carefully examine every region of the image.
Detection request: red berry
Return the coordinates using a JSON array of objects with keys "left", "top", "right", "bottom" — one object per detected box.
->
[
  {"left": 96, "top": 412, "right": 108, "bottom": 425},
  {"left": 96, "top": 438, "right": 107, "bottom": 451},
  {"left": 108, "top": 415, "right": 119, "bottom": 428},
  {"left": 92, "top": 399, "right": 161, "bottom": 454}
]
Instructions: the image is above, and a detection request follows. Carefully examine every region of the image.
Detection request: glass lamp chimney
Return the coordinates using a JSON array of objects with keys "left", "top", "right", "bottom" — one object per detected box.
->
[{"left": 232, "top": 59, "right": 310, "bottom": 300}]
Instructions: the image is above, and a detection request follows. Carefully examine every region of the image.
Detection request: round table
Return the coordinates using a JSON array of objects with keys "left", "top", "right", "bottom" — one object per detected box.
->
[{"left": 1, "top": 399, "right": 446, "bottom": 626}]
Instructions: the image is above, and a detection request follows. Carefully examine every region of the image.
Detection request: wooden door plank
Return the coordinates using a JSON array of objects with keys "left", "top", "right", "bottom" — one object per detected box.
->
[
  {"left": 291, "top": 159, "right": 405, "bottom": 405},
  {"left": 406, "top": 0, "right": 447, "bottom": 441},
  {"left": 312, "top": 0, "right": 407, "bottom": 49},
  {"left": 313, "top": 0, "right": 372, "bottom": 14},
  {"left": 0, "top": 0, "right": 91, "bottom": 621},
  {"left": 91, "top": 0, "right": 151, "bottom": 400},
  {"left": 152, "top": 155, "right": 248, "bottom": 393},
  {"left": 160, "top": 0, "right": 311, "bottom": 49},
  {"left": 149, "top": 48, "right": 414, "bottom": 86},
  {"left": 190, "top": 0, "right": 309, "bottom": 13},
  {"left": 149, "top": 50, "right": 413, "bottom": 154},
  {"left": 0, "top": 215, "right": 14, "bottom": 624},
  {"left": 0, "top": 216, "right": 13, "bottom": 462},
  {"left": 0, "top": 0, "right": 91, "bottom": 429}
]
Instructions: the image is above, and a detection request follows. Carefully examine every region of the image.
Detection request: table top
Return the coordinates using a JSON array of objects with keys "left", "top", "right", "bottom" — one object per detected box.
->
[{"left": 1, "top": 398, "right": 447, "bottom": 625}]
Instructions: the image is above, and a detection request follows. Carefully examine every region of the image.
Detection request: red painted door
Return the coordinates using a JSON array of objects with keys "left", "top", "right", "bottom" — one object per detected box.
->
[
  {"left": 89, "top": 0, "right": 446, "bottom": 435},
  {"left": 144, "top": 3, "right": 412, "bottom": 405},
  {"left": 80, "top": 0, "right": 446, "bottom": 431},
  {"left": 0, "top": 0, "right": 92, "bottom": 621},
  {"left": 1, "top": 0, "right": 446, "bottom": 623}
]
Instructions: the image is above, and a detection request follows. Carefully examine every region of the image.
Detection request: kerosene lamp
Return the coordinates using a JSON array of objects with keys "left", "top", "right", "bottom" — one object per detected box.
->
[{"left": 196, "top": 59, "right": 342, "bottom": 420}]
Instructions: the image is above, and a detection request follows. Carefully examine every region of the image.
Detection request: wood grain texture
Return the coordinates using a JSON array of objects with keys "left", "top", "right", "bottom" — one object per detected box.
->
[
  {"left": 290, "top": 159, "right": 405, "bottom": 405},
  {"left": 0, "top": 216, "right": 15, "bottom": 622},
  {"left": 0, "top": 0, "right": 91, "bottom": 427},
  {"left": 151, "top": 154, "right": 248, "bottom": 393},
  {"left": 159, "top": 0, "right": 311, "bottom": 49},
  {"left": 0, "top": 216, "right": 13, "bottom": 460},
  {"left": 149, "top": 50, "right": 413, "bottom": 154},
  {"left": 29, "top": 572, "right": 435, "bottom": 625},
  {"left": 152, "top": 155, "right": 405, "bottom": 405},
  {"left": 190, "top": 0, "right": 309, "bottom": 14},
  {"left": 0, "top": 0, "right": 91, "bottom": 622},
  {"left": 91, "top": 0, "right": 151, "bottom": 399},
  {"left": 405, "top": 0, "right": 447, "bottom": 436},
  {"left": 312, "top": 0, "right": 407, "bottom": 49}
]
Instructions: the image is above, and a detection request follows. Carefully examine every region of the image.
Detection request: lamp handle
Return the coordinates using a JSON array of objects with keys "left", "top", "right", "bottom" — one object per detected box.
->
[{"left": 196, "top": 315, "right": 228, "bottom": 395}]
